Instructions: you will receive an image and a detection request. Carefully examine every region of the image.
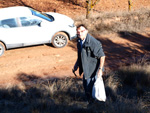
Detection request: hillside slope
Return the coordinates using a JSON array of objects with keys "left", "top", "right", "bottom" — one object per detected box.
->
[{"left": 0, "top": 0, "right": 150, "bottom": 18}]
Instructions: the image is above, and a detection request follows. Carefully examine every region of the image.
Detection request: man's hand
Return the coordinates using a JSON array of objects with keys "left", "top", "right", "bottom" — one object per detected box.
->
[
  {"left": 72, "top": 68, "right": 77, "bottom": 77},
  {"left": 97, "top": 68, "right": 103, "bottom": 78},
  {"left": 98, "top": 56, "right": 105, "bottom": 78}
]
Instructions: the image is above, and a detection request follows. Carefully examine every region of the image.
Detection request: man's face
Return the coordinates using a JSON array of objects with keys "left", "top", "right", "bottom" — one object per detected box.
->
[{"left": 77, "top": 26, "right": 88, "bottom": 40}]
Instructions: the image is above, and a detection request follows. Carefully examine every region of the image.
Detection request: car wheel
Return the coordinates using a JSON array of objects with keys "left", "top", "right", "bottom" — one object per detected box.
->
[
  {"left": 0, "top": 42, "right": 5, "bottom": 56},
  {"left": 52, "top": 32, "right": 69, "bottom": 48}
]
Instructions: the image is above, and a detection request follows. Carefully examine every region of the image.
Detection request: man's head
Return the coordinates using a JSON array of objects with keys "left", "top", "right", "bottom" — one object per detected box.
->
[{"left": 77, "top": 24, "right": 88, "bottom": 40}]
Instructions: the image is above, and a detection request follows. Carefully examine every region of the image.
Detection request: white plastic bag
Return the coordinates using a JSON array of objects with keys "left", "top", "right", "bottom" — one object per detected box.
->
[{"left": 92, "top": 76, "right": 106, "bottom": 101}]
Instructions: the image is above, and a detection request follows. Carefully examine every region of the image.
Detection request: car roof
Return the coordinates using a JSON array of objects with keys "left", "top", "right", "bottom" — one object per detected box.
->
[{"left": 0, "top": 6, "right": 32, "bottom": 20}]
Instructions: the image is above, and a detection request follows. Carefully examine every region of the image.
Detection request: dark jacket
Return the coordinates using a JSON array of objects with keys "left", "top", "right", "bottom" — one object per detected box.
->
[{"left": 77, "top": 34, "right": 105, "bottom": 79}]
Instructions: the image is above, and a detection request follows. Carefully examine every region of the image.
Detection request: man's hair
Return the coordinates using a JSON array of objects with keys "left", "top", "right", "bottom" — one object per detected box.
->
[{"left": 77, "top": 24, "right": 88, "bottom": 30}]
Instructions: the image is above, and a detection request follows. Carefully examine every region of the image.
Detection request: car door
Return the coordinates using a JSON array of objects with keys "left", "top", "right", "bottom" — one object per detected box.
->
[
  {"left": 0, "top": 18, "right": 23, "bottom": 47},
  {"left": 18, "top": 17, "right": 50, "bottom": 46},
  {"left": 0, "top": 17, "right": 47, "bottom": 48}
]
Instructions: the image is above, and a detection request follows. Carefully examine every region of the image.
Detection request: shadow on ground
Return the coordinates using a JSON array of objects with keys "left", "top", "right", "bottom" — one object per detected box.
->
[
  {"left": 0, "top": 73, "right": 89, "bottom": 113},
  {"left": 69, "top": 31, "right": 150, "bottom": 70},
  {"left": 0, "top": 71, "right": 149, "bottom": 113},
  {"left": 95, "top": 31, "right": 150, "bottom": 69}
]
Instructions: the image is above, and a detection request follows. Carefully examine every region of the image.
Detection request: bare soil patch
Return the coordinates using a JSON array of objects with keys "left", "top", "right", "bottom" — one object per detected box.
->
[{"left": 0, "top": 0, "right": 150, "bottom": 86}]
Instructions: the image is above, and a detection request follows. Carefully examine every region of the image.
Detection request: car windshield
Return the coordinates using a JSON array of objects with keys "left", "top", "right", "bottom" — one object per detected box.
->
[{"left": 29, "top": 8, "right": 54, "bottom": 22}]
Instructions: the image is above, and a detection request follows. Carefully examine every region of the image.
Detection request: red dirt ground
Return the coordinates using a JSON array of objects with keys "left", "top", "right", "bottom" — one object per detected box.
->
[{"left": 0, "top": 0, "right": 150, "bottom": 86}]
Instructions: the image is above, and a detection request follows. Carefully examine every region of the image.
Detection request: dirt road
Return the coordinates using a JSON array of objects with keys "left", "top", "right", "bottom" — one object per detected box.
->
[
  {"left": 0, "top": 33, "right": 149, "bottom": 86},
  {"left": 0, "top": 42, "right": 78, "bottom": 86}
]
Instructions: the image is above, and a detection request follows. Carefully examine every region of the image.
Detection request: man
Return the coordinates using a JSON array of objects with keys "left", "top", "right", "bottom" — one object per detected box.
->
[{"left": 73, "top": 24, "right": 105, "bottom": 103}]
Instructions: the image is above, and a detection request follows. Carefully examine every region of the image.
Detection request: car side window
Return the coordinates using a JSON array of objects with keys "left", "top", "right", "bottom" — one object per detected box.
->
[
  {"left": 0, "top": 18, "right": 17, "bottom": 28},
  {"left": 20, "top": 17, "right": 41, "bottom": 27}
]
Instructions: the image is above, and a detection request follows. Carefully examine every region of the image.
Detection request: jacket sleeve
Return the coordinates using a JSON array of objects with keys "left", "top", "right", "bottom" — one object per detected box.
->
[{"left": 91, "top": 38, "right": 105, "bottom": 58}]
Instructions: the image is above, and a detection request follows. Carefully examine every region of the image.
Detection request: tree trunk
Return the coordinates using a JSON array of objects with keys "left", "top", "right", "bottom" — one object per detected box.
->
[
  {"left": 128, "top": 0, "right": 132, "bottom": 11},
  {"left": 86, "top": 0, "right": 100, "bottom": 19},
  {"left": 86, "top": 0, "right": 91, "bottom": 19}
]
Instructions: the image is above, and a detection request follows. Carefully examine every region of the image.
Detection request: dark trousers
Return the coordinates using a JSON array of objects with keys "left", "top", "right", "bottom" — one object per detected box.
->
[{"left": 83, "top": 75, "right": 97, "bottom": 103}]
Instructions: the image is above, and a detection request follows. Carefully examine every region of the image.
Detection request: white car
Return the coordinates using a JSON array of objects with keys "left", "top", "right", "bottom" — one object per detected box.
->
[{"left": 0, "top": 6, "right": 77, "bottom": 56}]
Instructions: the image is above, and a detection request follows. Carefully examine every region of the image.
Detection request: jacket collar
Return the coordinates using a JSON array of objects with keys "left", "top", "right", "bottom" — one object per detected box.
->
[{"left": 84, "top": 33, "right": 91, "bottom": 47}]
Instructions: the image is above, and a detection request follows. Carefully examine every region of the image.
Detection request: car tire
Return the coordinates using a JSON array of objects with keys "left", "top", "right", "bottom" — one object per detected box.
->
[
  {"left": 52, "top": 32, "right": 69, "bottom": 48},
  {"left": 0, "top": 42, "right": 5, "bottom": 56}
]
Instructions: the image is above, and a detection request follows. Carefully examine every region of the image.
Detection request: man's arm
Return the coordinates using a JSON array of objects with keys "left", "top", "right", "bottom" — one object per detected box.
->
[
  {"left": 97, "top": 56, "right": 105, "bottom": 77},
  {"left": 73, "top": 59, "right": 79, "bottom": 72},
  {"left": 72, "top": 59, "right": 79, "bottom": 77}
]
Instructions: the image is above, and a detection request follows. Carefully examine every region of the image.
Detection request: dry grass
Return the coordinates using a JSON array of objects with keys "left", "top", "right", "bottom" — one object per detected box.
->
[
  {"left": 0, "top": 56, "right": 149, "bottom": 113},
  {"left": 75, "top": 8, "right": 150, "bottom": 35},
  {"left": 0, "top": 66, "right": 149, "bottom": 113}
]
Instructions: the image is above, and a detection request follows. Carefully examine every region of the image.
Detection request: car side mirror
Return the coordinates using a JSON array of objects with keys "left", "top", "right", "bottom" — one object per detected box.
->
[
  {"left": 39, "top": 21, "right": 46, "bottom": 27},
  {"left": 34, "top": 20, "right": 41, "bottom": 27},
  {"left": 39, "top": 21, "right": 43, "bottom": 27}
]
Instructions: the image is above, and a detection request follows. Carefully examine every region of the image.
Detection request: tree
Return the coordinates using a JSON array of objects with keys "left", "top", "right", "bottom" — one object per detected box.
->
[
  {"left": 128, "top": 0, "right": 132, "bottom": 11},
  {"left": 86, "top": 0, "right": 100, "bottom": 19}
]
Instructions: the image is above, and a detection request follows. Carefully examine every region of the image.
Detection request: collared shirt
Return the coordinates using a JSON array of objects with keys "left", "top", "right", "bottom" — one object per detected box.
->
[
  {"left": 78, "top": 37, "right": 86, "bottom": 53},
  {"left": 82, "top": 37, "right": 86, "bottom": 45}
]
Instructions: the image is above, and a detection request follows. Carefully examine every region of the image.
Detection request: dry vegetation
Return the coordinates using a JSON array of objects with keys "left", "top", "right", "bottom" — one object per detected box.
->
[
  {"left": 0, "top": 58, "right": 149, "bottom": 113},
  {"left": 75, "top": 8, "right": 150, "bottom": 35},
  {"left": 0, "top": 0, "right": 150, "bottom": 113}
]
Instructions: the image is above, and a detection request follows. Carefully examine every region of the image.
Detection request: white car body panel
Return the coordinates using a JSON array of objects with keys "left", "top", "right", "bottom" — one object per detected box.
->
[
  {"left": 0, "top": 6, "right": 77, "bottom": 51},
  {"left": 0, "top": 6, "right": 32, "bottom": 20}
]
